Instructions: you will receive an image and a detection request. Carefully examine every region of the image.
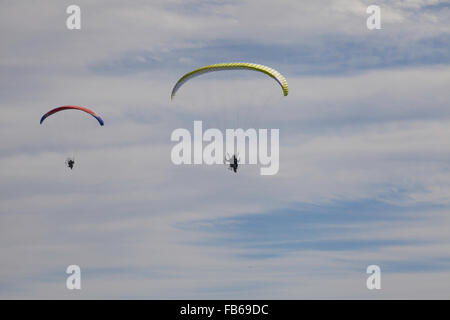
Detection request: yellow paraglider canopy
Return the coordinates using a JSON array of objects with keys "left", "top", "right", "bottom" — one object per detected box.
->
[{"left": 171, "top": 62, "right": 289, "bottom": 99}]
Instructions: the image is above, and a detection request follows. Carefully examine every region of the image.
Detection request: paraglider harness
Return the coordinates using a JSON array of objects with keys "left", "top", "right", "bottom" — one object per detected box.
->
[
  {"left": 224, "top": 153, "right": 239, "bottom": 173},
  {"left": 66, "top": 157, "right": 75, "bottom": 170}
]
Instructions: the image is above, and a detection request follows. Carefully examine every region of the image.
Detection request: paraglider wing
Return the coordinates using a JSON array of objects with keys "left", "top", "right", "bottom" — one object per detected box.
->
[
  {"left": 170, "top": 62, "right": 289, "bottom": 99},
  {"left": 40, "top": 105, "right": 104, "bottom": 126}
]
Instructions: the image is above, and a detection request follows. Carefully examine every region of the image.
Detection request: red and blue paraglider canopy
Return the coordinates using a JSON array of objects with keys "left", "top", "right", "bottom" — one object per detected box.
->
[{"left": 40, "top": 105, "right": 104, "bottom": 126}]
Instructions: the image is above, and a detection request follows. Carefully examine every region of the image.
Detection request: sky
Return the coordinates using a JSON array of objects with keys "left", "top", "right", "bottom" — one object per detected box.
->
[{"left": 0, "top": 0, "right": 450, "bottom": 299}]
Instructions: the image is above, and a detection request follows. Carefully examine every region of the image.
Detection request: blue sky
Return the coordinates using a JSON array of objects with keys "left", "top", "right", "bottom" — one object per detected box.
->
[{"left": 1, "top": 0, "right": 450, "bottom": 299}]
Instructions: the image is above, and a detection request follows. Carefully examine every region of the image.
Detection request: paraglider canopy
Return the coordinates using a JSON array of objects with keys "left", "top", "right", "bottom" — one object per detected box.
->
[
  {"left": 40, "top": 105, "right": 104, "bottom": 126},
  {"left": 170, "top": 62, "right": 289, "bottom": 100}
]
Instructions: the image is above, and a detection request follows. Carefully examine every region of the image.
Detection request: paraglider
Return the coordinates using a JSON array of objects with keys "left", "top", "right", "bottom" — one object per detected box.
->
[
  {"left": 170, "top": 63, "right": 288, "bottom": 174},
  {"left": 40, "top": 105, "right": 104, "bottom": 170}
]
